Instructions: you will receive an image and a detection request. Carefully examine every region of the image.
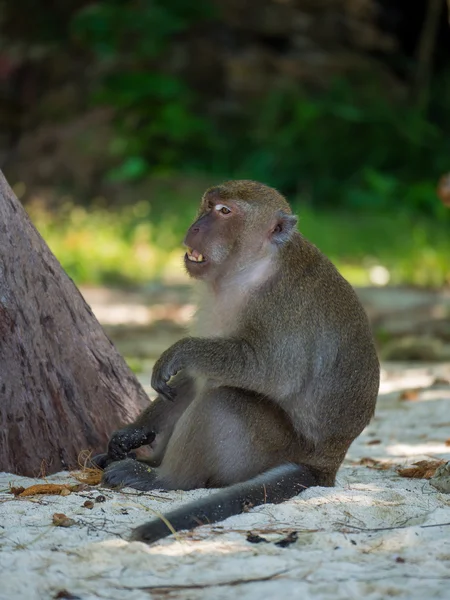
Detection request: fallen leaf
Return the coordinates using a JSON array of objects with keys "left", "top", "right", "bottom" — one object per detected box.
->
[
  {"left": 432, "top": 376, "right": 450, "bottom": 386},
  {"left": 15, "top": 483, "right": 77, "bottom": 497},
  {"left": 71, "top": 449, "right": 104, "bottom": 485},
  {"left": 10, "top": 486, "right": 25, "bottom": 496},
  {"left": 71, "top": 468, "right": 102, "bottom": 486},
  {"left": 399, "top": 389, "right": 420, "bottom": 401},
  {"left": 445, "top": 439, "right": 450, "bottom": 447},
  {"left": 366, "top": 439, "right": 382, "bottom": 446},
  {"left": 246, "top": 532, "right": 268, "bottom": 544},
  {"left": 356, "top": 457, "right": 391, "bottom": 470},
  {"left": 52, "top": 513, "right": 76, "bottom": 527},
  {"left": 397, "top": 459, "right": 446, "bottom": 480},
  {"left": 275, "top": 531, "right": 298, "bottom": 548},
  {"left": 54, "top": 590, "right": 81, "bottom": 600}
]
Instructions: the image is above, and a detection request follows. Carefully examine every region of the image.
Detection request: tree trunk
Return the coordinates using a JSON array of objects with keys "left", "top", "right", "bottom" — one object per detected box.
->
[{"left": 0, "top": 171, "right": 149, "bottom": 476}]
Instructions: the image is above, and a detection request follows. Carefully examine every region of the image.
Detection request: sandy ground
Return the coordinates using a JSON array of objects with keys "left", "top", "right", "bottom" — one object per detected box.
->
[{"left": 1, "top": 362, "right": 450, "bottom": 600}]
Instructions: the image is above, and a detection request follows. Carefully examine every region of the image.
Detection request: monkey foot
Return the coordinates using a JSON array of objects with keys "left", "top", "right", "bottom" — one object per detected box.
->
[{"left": 102, "top": 458, "right": 161, "bottom": 491}]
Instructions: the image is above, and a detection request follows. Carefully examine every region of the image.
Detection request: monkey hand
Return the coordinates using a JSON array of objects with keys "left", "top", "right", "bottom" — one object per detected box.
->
[
  {"left": 151, "top": 339, "right": 193, "bottom": 400},
  {"left": 107, "top": 427, "right": 156, "bottom": 461}
]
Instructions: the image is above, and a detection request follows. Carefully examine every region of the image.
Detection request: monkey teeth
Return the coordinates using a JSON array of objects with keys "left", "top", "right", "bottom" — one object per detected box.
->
[{"left": 186, "top": 248, "right": 205, "bottom": 263}]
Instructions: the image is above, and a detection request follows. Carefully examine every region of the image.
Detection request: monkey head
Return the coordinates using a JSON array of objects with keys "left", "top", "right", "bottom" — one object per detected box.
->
[{"left": 183, "top": 180, "right": 298, "bottom": 281}]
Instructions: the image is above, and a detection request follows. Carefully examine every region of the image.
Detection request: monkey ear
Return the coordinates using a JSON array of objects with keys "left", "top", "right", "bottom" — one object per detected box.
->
[{"left": 270, "top": 211, "right": 298, "bottom": 245}]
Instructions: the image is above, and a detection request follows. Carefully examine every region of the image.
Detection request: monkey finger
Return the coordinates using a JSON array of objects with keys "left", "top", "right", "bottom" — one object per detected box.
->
[
  {"left": 151, "top": 368, "right": 176, "bottom": 401},
  {"left": 154, "top": 380, "right": 176, "bottom": 402},
  {"left": 151, "top": 346, "right": 185, "bottom": 397}
]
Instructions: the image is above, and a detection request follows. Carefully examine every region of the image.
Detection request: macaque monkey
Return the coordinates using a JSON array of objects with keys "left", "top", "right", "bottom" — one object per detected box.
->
[{"left": 94, "top": 180, "right": 380, "bottom": 544}]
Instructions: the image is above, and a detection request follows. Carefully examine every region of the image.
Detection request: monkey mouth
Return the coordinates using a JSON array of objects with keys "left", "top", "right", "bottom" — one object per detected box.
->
[{"left": 185, "top": 248, "right": 207, "bottom": 264}]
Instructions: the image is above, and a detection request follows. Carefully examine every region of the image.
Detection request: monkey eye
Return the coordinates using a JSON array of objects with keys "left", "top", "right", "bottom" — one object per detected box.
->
[{"left": 215, "top": 204, "right": 231, "bottom": 215}]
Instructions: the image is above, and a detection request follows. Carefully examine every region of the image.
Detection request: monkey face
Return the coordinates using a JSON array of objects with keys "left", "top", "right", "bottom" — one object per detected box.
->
[
  {"left": 183, "top": 202, "right": 239, "bottom": 280},
  {"left": 183, "top": 182, "right": 298, "bottom": 281}
]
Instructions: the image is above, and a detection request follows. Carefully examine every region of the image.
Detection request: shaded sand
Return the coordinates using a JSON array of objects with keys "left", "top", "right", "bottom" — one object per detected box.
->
[{"left": 1, "top": 362, "right": 450, "bottom": 600}]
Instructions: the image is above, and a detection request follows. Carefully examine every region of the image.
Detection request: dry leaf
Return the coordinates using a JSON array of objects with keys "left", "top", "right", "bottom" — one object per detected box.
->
[
  {"left": 52, "top": 513, "right": 76, "bottom": 527},
  {"left": 397, "top": 459, "right": 446, "bottom": 480},
  {"left": 432, "top": 376, "right": 450, "bottom": 386},
  {"left": 10, "top": 486, "right": 25, "bottom": 496},
  {"left": 275, "top": 531, "right": 298, "bottom": 548},
  {"left": 366, "top": 439, "right": 382, "bottom": 446},
  {"left": 399, "top": 389, "right": 419, "bottom": 401},
  {"left": 356, "top": 457, "right": 391, "bottom": 470},
  {"left": 16, "top": 483, "right": 76, "bottom": 497},
  {"left": 71, "top": 468, "right": 102, "bottom": 486},
  {"left": 54, "top": 590, "right": 81, "bottom": 600},
  {"left": 70, "top": 449, "right": 103, "bottom": 485},
  {"left": 445, "top": 439, "right": 450, "bottom": 447}
]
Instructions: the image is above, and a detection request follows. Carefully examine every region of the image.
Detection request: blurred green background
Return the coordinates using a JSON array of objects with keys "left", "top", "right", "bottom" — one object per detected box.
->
[{"left": 1, "top": 0, "right": 449, "bottom": 288}]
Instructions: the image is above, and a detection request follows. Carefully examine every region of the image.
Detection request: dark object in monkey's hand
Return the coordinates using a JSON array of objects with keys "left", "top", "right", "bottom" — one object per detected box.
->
[
  {"left": 107, "top": 427, "right": 155, "bottom": 460},
  {"left": 92, "top": 427, "right": 155, "bottom": 469}
]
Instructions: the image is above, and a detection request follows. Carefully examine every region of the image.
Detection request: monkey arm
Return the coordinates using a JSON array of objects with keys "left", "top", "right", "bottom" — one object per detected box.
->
[{"left": 151, "top": 336, "right": 265, "bottom": 399}]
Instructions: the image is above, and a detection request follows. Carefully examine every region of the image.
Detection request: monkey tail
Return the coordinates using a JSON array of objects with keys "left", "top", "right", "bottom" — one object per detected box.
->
[{"left": 130, "top": 463, "right": 316, "bottom": 544}]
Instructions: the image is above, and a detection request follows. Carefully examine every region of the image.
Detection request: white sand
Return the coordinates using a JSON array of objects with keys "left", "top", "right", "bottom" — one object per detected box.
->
[{"left": 1, "top": 362, "right": 450, "bottom": 600}]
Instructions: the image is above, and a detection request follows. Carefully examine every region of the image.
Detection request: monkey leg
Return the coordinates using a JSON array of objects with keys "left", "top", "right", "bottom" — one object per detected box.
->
[
  {"left": 103, "top": 386, "right": 299, "bottom": 491},
  {"left": 96, "top": 373, "right": 196, "bottom": 472},
  {"left": 157, "top": 386, "right": 299, "bottom": 489},
  {"left": 102, "top": 458, "right": 161, "bottom": 490},
  {"left": 134, "top": 374, "right": 197, "bottom": 466},
  {"left": 129, "top": 387, "right": 319, "bottom": 543}
]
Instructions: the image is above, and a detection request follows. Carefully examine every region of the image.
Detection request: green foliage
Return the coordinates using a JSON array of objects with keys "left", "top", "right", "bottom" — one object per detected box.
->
[
  {"left": 72, "top": 0, "right": 214, "bottom": 180},
  {"left": 69, "top": 2, "right": 450, "bottom": 219},
  {"left": 217, "top": 79, "right": 450, "bottom": 216},
  {"left": 72, "top": 1, "right": 211, "bottom": 59},
  {"left": 29, "top": 197, "right": 450, "bottom": 289},
  {"left": 27, "top": 198, "right": 185, "bottom": 285},
  {"left": 299, "top": 208, "right": 449, "bottom": 288}
]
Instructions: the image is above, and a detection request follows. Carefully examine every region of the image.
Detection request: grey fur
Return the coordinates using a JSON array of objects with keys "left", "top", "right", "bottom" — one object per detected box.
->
[{"left": 98, "top": 180, "right": 380, "bottom": 543}]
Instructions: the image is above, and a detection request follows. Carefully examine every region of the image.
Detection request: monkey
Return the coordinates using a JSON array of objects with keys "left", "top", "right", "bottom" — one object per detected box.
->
[{"left": 93, "top": 180, "right": 380, "bottom": 545}]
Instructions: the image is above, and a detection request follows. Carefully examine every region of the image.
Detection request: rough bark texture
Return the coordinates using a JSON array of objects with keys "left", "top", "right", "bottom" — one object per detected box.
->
[{"left": 0, "top": 170, "right": 149, "bottom": 476}]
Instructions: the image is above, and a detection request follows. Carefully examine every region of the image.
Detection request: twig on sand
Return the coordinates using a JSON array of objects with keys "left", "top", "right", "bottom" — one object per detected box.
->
[
  {"left": 122, "top": 568, "right": 292, "bottom": 592},
  {"left": 335, "top": 521, "right": 450, "bottom": 533}
]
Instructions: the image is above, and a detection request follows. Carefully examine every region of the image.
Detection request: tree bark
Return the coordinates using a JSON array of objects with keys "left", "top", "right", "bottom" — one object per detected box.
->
[{"left": 0, "top": 171, "right": 149, "bottom": 476}]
